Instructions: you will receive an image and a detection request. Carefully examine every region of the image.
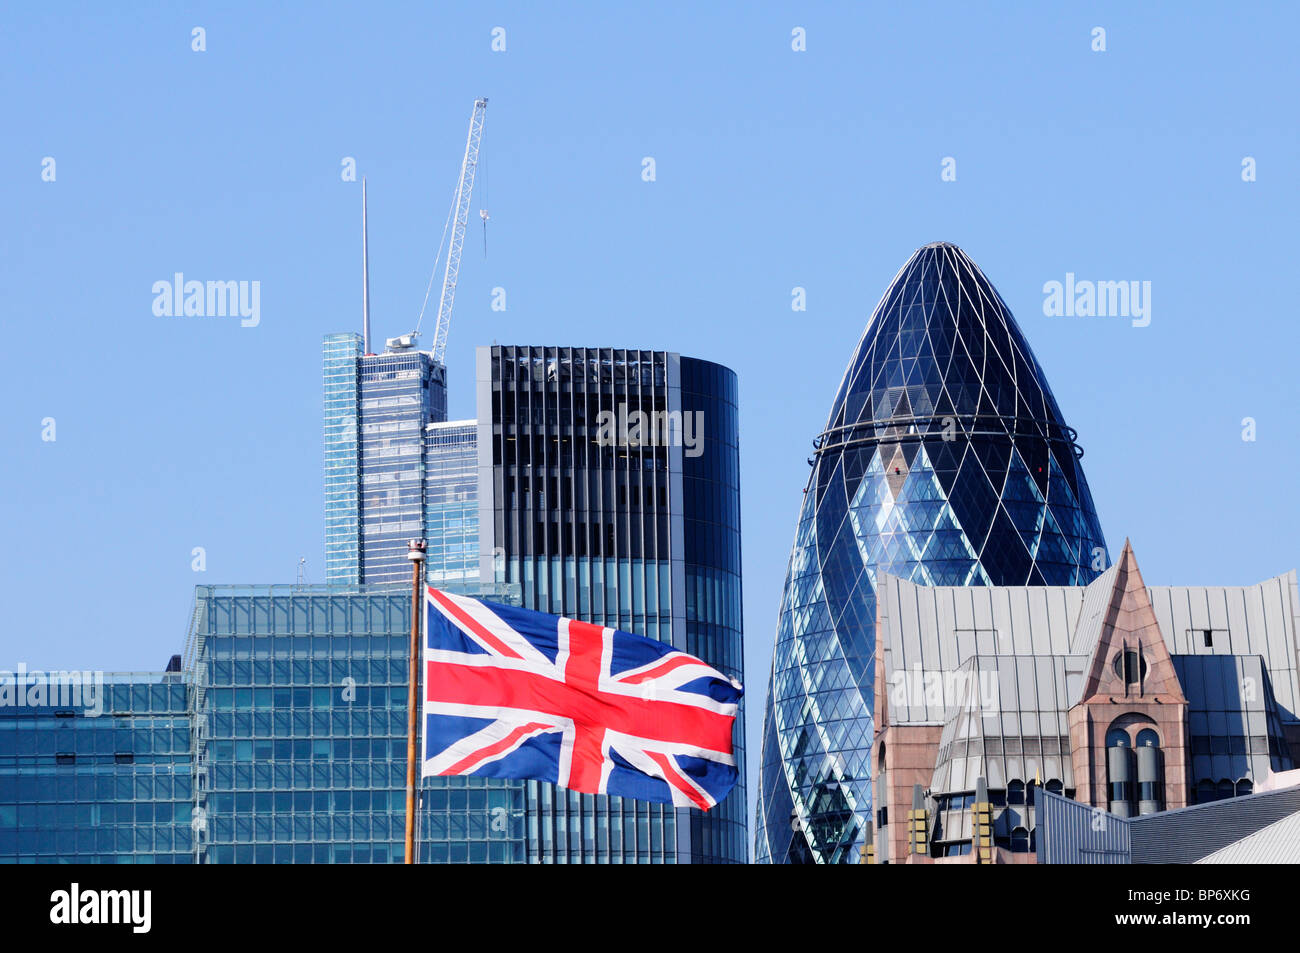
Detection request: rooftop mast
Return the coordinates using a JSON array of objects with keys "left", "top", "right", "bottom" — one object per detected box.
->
[{"left": 362, "top": 177, "right": 373, "bottom": 355}]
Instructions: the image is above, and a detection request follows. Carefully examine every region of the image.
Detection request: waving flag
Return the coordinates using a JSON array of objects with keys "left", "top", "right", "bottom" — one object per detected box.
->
[{"left": 422, "top": 587, "right": 742, "bottom": 810}]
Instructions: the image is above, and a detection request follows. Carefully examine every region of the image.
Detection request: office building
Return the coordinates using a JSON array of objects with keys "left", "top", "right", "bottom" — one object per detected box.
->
[
  {"left": 0, "top": 666, "right": 192, "bottom": 863},
  {"left": 323, "top": 333, "right": 448, "bottom": 586},
  {"left": 320, "top": 337, "right": 747, "bottom": 862},
  {"left": 756, "top": 242, "right": 1110, "bottom": 863},
  {"left": 190, "top": 582, "right": 523, "bottom": 863},
  {"left": 477, "top": 346, "right": 746, "bottom": 863}
]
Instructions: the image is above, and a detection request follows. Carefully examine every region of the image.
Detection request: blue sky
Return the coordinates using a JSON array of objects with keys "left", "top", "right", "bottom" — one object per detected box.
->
[{"left": 3, "top": 3, "right": 1297, "bottom": 832}]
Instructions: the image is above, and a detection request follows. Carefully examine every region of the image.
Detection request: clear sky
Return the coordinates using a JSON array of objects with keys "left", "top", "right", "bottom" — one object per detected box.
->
[{"left": 3, "top": 3, "right": 1297, "bottom": 837}]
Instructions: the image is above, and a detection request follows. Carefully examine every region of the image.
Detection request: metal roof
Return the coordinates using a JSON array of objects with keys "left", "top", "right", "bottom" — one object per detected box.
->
[
  {"left": 879, "top": 568, "right": 1300, "bottom": 727},
  {"left": 1036, "top": 789, "right": 1132, "bottom": 864},
  {"left": 1038, "top": 784, "right": 1300, "bottom": 864},
  {"left": 1196, "top": 809, "right": 1300, "bottom": 863}
]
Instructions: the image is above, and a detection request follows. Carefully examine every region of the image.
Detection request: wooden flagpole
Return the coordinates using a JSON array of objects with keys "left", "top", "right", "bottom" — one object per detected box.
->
[{"left": 404, "top": 539, "right": 427, "bottom": 864}]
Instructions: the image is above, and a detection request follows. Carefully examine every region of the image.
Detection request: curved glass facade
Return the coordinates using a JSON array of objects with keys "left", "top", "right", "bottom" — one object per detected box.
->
[{"left": 755, "top": 242, "right": 1108, "bottom": 863}]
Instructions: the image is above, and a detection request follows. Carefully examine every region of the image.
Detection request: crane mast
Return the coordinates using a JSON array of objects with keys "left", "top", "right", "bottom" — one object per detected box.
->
[{"left": 428, "top": 97, "right": 487, "bottom": 366}]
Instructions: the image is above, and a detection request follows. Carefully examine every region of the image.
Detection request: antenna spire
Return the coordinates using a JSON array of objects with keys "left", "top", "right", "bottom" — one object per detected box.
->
[{"left": 362, "top": 177, "right": 372, "bottom": 355}]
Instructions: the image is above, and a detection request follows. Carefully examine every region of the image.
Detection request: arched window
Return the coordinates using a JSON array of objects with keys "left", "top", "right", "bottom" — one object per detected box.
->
[
  {"left": 1216, "top": 779, "right": 1235, "bottom": 801},
  {"left": 1007, "top": 780, "right": 1025, "bottom": 805},
  {"left": 1106, "top": 721, "right": 1140, "bottom": 815},
  {"left": 1236, "top": 779, "right": 1253, "bottom": 797},
  {"left": 1025, "top": 780, "right": 1037, "bottom": 806},
  {"left": 1196, "top": 779, "right": 1215, "bottom": 804},
  {"left": 1136, "top": 729, "right": 1160, "bottom": 748},
  {"left": 1045, "top": 779, "right": 1064, "bottom": 796}
]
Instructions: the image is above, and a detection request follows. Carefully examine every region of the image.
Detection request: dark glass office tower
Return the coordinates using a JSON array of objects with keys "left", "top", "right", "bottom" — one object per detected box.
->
[
  {"left": 478, "top": 346, "right": 745, "bottom": 863},
  {"left": 755, "top": 242, "right": 1109, "bottom": 864}
]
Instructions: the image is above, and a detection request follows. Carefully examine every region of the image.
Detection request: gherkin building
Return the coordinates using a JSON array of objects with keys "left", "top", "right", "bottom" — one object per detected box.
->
[{"left": 754, "top": 242, "right": 1108, "bottom": 864}]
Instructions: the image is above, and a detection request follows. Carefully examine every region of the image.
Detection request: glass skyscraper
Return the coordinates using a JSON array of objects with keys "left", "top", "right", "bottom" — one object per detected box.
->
[
  {"left": 319, "top": 334, "right": 526, "bottom": 862},
  {"left": 323, "top": 333, "right": 364, "bottom": 583},
  {"left": 755, "top": 242, "right": 1109, "bottom": 864},
  {"left": 423, "top": 420, "right": 480, "bottom": 587},
  {"left": 323, "top": 334, "right": 448, "bottom": 586},
  {"left": 480, "top": 346, "right": 746, "bottom": 863}
]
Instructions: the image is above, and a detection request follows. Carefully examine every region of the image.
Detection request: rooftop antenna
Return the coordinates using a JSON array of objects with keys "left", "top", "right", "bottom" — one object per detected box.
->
[
  {"left": 296, "top": 557, "right": 309, "bottom": 588},
  {"left": 362, "top": 177, "right": 373, "bottom": 355}
]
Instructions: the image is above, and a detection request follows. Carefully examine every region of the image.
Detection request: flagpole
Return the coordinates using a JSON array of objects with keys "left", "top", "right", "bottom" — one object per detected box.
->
[{"left": 404, "top": 539, "right": 427, "bottom": 864}]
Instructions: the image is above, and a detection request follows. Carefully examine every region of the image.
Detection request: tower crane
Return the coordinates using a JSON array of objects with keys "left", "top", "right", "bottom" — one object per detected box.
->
[{"left": 404, "top": 97, "right": 487, "bottom": 363}]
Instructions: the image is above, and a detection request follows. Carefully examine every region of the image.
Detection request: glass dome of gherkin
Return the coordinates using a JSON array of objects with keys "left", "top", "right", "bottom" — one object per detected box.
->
[{"left": 755, "top": 242, "right": 1108, "bottom": 864}]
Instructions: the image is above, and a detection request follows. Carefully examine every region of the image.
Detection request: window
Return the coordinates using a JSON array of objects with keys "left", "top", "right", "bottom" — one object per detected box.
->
[
  {"left": 1010, "top": 827, "right": 1030, "bottom": 852},
  {"left": 1007, "top": 780, "right": 1025, "bottom": 805},
  {"left": 1189, "top": 627, "right": 1227, "bottom": 648},
  {"left": 1106, "top": 728, "right": 1130, "bottom": 748},
  {"left": 1136, "top": 728, "right": 1160, "bottom": 748},
  {"left": 1113, "top": 650, "right": 1146, "bottom": 684}
]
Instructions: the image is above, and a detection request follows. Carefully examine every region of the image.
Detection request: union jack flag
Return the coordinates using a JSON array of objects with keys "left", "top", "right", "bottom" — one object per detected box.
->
[{"left": 421, "top": 587, "right": 742, "bottom": 811}]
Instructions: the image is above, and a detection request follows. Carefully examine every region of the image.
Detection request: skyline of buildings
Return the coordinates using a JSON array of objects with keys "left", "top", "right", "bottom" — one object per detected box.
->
[
  {"left": 0, "top": 304, "right": 747, "bottom": 862},
  {"left": 322, "top": 329, "right": 748, "bottom": 861},
  {"left": 5, "top": 235, "right": 1297, "bottom": 865}
]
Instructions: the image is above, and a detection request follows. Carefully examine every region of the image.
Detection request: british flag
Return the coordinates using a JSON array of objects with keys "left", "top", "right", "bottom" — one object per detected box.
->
[{"left": 422, "top": 587, "right": 742, "bottom": 810}]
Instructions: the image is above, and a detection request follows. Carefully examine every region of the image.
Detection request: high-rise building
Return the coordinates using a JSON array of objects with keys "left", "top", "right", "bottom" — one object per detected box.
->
[
  {"left": 323, "top": 333, "right": 364, "bottom": 582},
  {"left": 423, "top": 420, "right": 480, "bottom": 587},
  {"left": 478, "top": 346, "right": 746, "bottom": 863},
  {"left": 323, "top": 334, "right": 448, "bottom": 586},
  {"left": 319, "top": 339, "right": 746, "bottom": 863},
  {"left": 756, "top": 242, "right": 1110, "bottom": 864},
  {"left": 0, "top": 328, "right": 745, "bottom": 864}
]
